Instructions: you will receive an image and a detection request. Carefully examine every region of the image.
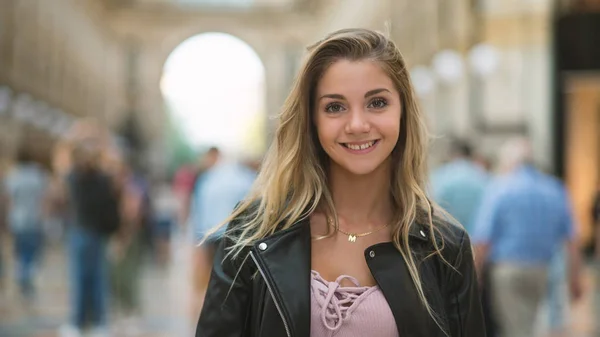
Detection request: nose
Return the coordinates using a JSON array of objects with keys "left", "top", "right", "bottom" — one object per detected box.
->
[{"left": 345, "top": 109, "right": 371, "bottom": 134}]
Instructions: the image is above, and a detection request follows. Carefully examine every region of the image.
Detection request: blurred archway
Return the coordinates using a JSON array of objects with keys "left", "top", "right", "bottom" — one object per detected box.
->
[{"left": 161, "top": 32, "right": 266, "bottom": 164}]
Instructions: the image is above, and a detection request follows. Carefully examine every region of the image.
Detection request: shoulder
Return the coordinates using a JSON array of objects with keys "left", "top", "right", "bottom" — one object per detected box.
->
[
  {"left": 411, "top": 204, "right": 469, "bottom": 256},
  {"left": 434, "top": 214, "right": 468, "bottom": 248},
  {"left": 530, "top": 172, "right": 568, "bottom": 201},
  {"left": 213, "top": 200, "right": 261, "bottom": 278},
  {"left": 221, "top": 198, "right": 304, "bottom": 251},
  {"left": 422, "top": 213, "right": 472, "bottom": 266},
  {"left": 420, "top": 215, "right": 477, "bottom": 293},
  {"left": 221, "top": 199, "right": 261, "bottom": 242}
]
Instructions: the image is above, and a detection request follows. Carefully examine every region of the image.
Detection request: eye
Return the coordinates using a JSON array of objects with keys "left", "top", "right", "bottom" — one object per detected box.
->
[
  {"left": 368, "top": 98, "right": 388, "bottom": 109},
  {"left": 325, "top": 103, "right": 345, "bottom": 113}
]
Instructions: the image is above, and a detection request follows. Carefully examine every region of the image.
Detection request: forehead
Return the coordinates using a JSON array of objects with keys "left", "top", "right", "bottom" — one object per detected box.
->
[{"left": 316, "top": 59, "right": 396, "bottom": 95}]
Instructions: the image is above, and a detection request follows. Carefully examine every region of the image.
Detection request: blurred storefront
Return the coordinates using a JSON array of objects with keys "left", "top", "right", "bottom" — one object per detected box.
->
[{"left": 554, "top": 0, "right": 600, "bottom": 245}]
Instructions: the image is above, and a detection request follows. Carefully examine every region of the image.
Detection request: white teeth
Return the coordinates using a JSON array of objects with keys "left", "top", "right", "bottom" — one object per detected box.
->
[{"left": 346, "top": 141, "right": 375, "bottom": 150}]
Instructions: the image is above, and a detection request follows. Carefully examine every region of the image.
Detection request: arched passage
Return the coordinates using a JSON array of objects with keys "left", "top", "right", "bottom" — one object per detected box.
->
[{"left": 161, "top": 32, "right": 267, "bottom": 159}]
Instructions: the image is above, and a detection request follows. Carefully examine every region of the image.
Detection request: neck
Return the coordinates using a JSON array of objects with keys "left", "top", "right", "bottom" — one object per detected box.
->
[{"left": 327, "top": 158, "right": 393, "bottom": 231}]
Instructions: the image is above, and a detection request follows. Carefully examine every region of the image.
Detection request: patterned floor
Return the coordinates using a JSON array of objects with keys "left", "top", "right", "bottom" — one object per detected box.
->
[{"left": 0, "top": 233, "right": 598, "bottom": 337}]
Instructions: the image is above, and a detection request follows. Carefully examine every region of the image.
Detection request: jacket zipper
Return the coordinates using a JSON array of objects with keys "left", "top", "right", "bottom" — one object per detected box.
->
[{"left": 249, "top": 250, "right": 292, "bottom": 337}]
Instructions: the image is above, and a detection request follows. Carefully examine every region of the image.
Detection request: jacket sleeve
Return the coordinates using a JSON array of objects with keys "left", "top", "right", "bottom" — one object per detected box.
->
[
  {"left": 445, "top": 231, "right": 487, "bottom": 337},
  {"left": 195, "top": 219, "right": 254, "bottom": 337}
]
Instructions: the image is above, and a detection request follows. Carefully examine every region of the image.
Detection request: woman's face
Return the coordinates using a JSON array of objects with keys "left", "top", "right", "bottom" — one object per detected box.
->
[{"left": 314, "top": 59, "right": 402, "bottom": 176}]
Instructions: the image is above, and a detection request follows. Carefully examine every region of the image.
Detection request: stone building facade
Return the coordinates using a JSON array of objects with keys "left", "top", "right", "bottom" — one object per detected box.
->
[{"left": 0, "top": 0, "right": 583, "bottom": 174}]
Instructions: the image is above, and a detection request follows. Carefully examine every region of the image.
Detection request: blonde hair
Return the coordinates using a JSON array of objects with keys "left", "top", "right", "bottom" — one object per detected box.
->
[{"left": 206, "top": 28, "right": 450, "bottom": 330}]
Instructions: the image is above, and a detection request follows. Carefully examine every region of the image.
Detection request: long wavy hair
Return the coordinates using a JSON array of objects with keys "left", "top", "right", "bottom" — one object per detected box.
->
[{"left": 206, "top": 28, "right": 450, "bottom": 329}]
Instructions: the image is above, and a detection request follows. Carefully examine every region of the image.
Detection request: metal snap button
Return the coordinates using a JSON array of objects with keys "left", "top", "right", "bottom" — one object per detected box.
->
[
  {"left": 419, "top": 230, "right": 426, "bottom": 238},
  {"left": 258, "top": 242, "right": 268, "bottom": 251},
  {"left": 369, "top": 250, "right": 375, "bottom": 258}
]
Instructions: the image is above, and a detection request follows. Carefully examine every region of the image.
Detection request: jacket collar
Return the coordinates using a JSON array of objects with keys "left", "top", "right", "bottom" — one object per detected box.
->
[{"left": 251, "top": 215, "right": 435, "bottom": 337}]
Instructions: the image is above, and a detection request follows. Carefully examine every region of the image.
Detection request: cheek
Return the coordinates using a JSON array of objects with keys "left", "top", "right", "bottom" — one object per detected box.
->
[
  {"left": 317, "top": 130, "right": 335, "bottom": 155},
  {"left": 382, "top": 114, "right": 401, "bottom": 140},
  {"left": 390, "top": 122, "right": 401, "bottom": 140},
  {"left": 314, "top": 118, "right": 328, "bottom": 153},
  {"left": 314, "top": 116, "right": 336, "bottom": 146}
]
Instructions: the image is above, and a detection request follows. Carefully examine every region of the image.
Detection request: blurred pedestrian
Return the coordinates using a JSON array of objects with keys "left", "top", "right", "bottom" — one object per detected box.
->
[
  {"left": 188, "top": 149, "right": 255, "bottom": 318},
  {"left": 431, "top": 138, "right": 489, "bottom": 233},
  {"left": 173, "top": 164, "right": 198, "bottom": 230},
  {"left": 152, "top": 178, "right": 179, "bottom": 266},
  {"left": 109, "top": 161, "right": 144, "bottom": 334},
  {"left": 59, "top": 140, "right": 121, "bottom": 337},
  {"left": 472, "top": 137, "right": 583, "bottom": 337},
  {"left": 3, "top": 148, "right": 49, "bottom": 302}
]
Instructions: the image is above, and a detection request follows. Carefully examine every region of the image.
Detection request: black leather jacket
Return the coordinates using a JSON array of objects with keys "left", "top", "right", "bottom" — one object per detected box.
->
[{"left": 196, "top": 214, "right": 486, "bottom": 337}]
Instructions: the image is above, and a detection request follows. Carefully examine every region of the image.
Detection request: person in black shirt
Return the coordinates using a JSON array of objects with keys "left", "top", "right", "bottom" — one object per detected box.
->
[{"left": 59, "top": 141, "right": 120, "bottom": 337}]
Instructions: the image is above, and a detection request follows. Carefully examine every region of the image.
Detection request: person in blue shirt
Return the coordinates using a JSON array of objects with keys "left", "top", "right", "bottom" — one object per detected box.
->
[
  {"left": 192, "top": 162, "right": 256, "bottom": 243},
  {"left": 472, "top": 137, "right": 583, "bottom": 337},
  {"left": 3, "top": 149, "right": 48, "bottom": 301},
  {"left": 188, "top": 150, "right": 257, "bottom": 317},
  {"left": 430, "top": 139, "right": 489, "bottom": 234}
]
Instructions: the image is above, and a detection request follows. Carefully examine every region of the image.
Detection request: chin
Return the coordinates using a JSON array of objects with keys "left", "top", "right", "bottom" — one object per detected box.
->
[
  {"left": 326, "top": 145, "right": 394, "bottom": 177},
  {"left": 336, "top": 160, "right": 387, "bottom": 176}
]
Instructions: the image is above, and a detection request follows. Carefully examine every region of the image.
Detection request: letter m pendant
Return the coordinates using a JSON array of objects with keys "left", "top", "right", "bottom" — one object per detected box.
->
[{"left": 348, "top": 234, "right": 357, "bottom": 243}]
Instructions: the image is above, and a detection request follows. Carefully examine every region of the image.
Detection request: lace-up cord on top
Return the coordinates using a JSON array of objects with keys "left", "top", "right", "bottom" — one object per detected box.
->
[{"left": 310, "top": 270, "right": 399, "bottom": 337}]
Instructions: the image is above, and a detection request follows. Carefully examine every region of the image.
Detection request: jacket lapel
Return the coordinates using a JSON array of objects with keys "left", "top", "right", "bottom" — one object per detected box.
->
[
  {"left": 366, "top": 224, "right": 444, "bottom": 337},
  {"left": 252, "top": 219, "right": 311, "bottom": 337}
]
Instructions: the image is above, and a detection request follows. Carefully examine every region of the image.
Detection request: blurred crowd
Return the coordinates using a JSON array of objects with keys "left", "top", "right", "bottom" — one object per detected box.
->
[
  {"left": 431, "top": 136, "right": 600, "bottom": 337},
  {"left": 0, "top": 119, "right": 260, "bottom": 337}
]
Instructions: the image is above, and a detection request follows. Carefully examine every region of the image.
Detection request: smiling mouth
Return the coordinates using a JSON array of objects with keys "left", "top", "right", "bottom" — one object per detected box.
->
[{"left": 341, "top": 140, "right": 379, "bottom": 150}]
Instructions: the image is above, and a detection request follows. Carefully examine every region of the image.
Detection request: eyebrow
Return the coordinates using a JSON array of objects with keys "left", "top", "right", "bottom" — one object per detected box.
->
[{"left": 318, "top": 88, "right": 391, "bottom": 101}]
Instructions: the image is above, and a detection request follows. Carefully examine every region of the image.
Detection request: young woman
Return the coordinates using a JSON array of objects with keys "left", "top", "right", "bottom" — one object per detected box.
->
[{"left": 196, "top": 28, "right": 485, "bottom": 337}]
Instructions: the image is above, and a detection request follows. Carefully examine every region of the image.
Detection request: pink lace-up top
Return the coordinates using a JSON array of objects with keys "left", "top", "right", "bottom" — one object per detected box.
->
[{"left": 310, "top": 270, "right": 399, "bottom": 337}]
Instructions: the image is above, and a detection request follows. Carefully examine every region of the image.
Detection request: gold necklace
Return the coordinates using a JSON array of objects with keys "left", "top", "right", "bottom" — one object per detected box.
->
[{"left": 327, "top": 217, "right": 390, "bottom": 243}]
